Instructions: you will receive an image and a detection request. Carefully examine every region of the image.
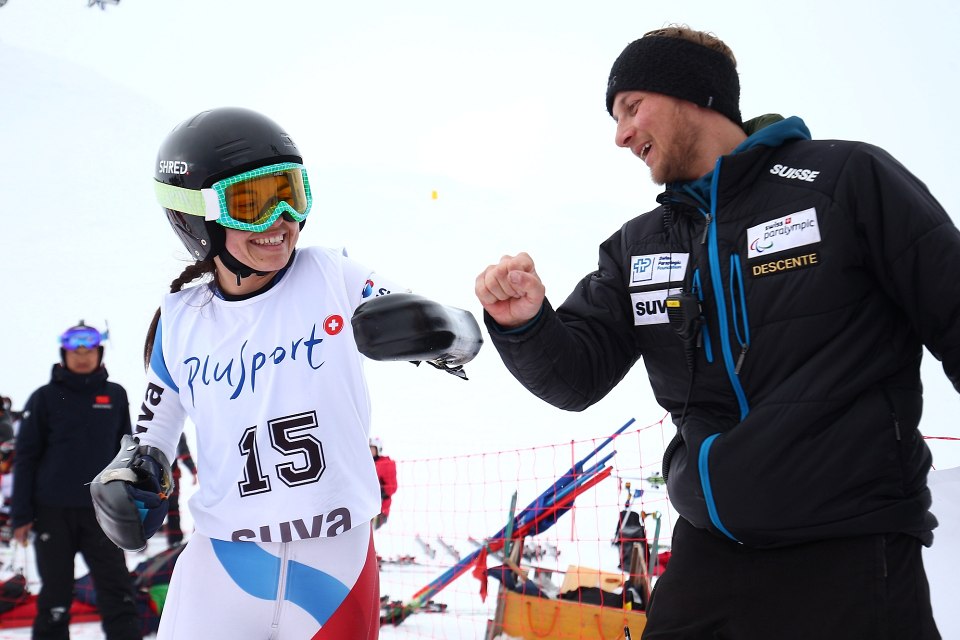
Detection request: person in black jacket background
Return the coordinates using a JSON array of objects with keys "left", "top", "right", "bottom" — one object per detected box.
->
[
  {"left": 11, "top": 321, "right": 141, "bottom": 640},
  {"left": 476, "top": 25, "right": 950, "bottom": 640},
  {"left": 162, "top": 433, "right": 197, "bottom": 548},
  {"left": 0, "top": 397, "right": 15, "bottom": 443},
  {"left": 0, "top": 396, "right": 17, "bottom": 544}
]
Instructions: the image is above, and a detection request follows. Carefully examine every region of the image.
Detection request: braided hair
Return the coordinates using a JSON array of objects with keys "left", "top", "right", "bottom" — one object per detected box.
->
[{"left": 143, "top": 260, "right": 216, "bottom": 369}]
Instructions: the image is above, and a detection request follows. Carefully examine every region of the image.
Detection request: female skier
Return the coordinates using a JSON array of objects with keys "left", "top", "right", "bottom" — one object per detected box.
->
[{"left": 91, "top": 107, "right": 480, "bottom": 639}]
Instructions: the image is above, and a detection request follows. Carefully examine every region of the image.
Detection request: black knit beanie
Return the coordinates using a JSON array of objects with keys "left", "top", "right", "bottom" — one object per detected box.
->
[{"left": 605, "top": 35, "right": 742, "bottom": 125}]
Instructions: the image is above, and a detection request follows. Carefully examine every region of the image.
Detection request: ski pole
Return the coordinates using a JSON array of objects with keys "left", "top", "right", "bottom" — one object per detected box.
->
[
  {"left": 516, "top": 450, "right": 616, "bottom": 531},
  {"left": 501, "top": 491, "right": 518, "bottom": 560},
  {"left": 648, "top": 511, "right": 662, "bottom": 578},
  {"left": 408, "top": 467, "right": 612, "bottom": 606},
  {"left": 521, "top": 418, "right": 635, "bottom": 522}
]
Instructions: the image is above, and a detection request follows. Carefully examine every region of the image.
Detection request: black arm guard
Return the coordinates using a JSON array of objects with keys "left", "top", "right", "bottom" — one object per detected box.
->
[
  {"left": 351, "top": 292, "right": 483, "bottom": 378},
  {"left": 90, "top": 434, "right": 174, "bottom": 551}
]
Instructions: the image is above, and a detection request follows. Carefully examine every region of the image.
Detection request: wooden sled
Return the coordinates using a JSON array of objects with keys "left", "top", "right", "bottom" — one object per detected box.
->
[
  {"left": 496, "top": 590, "right": 646, "bottom": 640},
  {"left": 487, "top": 540, "right": 649, "bottom": 640}
]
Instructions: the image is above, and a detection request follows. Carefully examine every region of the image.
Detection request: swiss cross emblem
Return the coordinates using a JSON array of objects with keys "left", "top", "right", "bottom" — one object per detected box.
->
[{"left": 324, "top": 314, "right": 344, "bottom": 336}]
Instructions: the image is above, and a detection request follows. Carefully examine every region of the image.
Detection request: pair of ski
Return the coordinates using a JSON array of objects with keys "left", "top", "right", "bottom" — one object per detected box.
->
[
  {"left": 376, "top": 554, "right": 419, "bottom": 567},
  {"left": 396, "top": 418, "right": 633, "bottom": 623},
  {"left": 467, "top": 535, "right": 559, "bottom": 561},
  {"left": 379, "top": 595, "right": 447, "bottom": 625},
  {"left": 414, "top": 533, "right": 462, "bottom": 562}
]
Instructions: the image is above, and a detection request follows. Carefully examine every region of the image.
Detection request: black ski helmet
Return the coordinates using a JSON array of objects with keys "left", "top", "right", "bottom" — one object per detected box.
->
[{"left": 154, "top": 107, "right": 304, "bottom": 261}]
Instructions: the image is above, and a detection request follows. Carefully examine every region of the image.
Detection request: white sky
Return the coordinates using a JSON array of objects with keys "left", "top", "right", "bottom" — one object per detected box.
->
[{"left": 1, "top": 0, "right": 959, "bottom": 471}]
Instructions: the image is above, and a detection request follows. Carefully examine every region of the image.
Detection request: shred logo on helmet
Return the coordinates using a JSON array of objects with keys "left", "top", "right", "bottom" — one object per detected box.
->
[
  {"left": 158, "top": 160, "right": 189, "bottom": 175},
  {"left": 152, "top": 107, "right": 306, "bottom": 262}
]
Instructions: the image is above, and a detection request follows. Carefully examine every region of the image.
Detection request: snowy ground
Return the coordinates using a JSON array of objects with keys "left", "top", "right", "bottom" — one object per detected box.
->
[
  {"left": 0, "top": 468, "right": 501, "bottom": 640},
  {"left": 1, "top": 466, "right": 957, "bottom": 639},
  {"left": 0, "top": 536, "right": 497, "bottom": 639},
  {"left": 0, "top": 477, "right": 200, "bottom": 640},
  {"left": 378, "top": 561, "right": 498, "bottom": 638},
  {"left": 0, "top": 535, "right": 169, "bottom": 640}
]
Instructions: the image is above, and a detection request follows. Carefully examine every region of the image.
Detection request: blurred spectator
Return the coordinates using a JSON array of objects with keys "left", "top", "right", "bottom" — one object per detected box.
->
[
  {"left": 11, "top": 321, "right": 142, "bottom": 640},
  {"left": 163, "top": 433, "right": 197, "bottom": 547},
  {"left": 369, "top": 437, "right": 397, "bottom": 530},
  {"left": 0, "top": 396, "right": 16, "bottom": 544},
  {"left": 0, "top": 397, "right": 15, "bottom": 442}
]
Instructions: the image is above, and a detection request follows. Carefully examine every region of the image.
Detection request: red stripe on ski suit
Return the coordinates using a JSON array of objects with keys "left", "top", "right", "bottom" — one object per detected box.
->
[{"left": 311, "top": 528, "right": 380, "bottom": 639}]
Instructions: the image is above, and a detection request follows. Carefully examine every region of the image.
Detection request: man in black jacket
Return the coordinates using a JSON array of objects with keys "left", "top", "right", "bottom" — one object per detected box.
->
[
  {"left": 476, "top": 25, "right": 951, "bottom": 639},
  {"left": 11, "top": 322, "right": 141, "bottom": 640}
]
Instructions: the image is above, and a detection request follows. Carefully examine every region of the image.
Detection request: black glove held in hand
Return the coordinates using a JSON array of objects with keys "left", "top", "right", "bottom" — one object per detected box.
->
[
  {"left": 91, "top": 434, "right": 174, "bottom": 552},
  {"left": 125, "top": 453, "right": 170, "bottom": 540}
]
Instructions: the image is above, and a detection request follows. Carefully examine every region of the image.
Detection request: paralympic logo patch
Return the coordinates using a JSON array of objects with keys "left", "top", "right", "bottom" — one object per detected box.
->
[
  {"left": 746, "top": 208, "right": 821, "bottom": 259},
  {"left": 749, "top": 238, "right": 774, "bottom": 254}
]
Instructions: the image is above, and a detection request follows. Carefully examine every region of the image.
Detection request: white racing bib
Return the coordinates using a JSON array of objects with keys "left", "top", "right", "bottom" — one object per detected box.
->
[{"left": 138, "top": 247, "right": 387, "bottom": 542}]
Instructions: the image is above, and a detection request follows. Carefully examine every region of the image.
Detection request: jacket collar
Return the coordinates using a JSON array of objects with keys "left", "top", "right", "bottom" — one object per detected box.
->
[
  {"left": 664, "top": 115, "right": 812, "bottom": 213},
  {"left": 51, "top": 363, "right": 109, "bottom": 391}
]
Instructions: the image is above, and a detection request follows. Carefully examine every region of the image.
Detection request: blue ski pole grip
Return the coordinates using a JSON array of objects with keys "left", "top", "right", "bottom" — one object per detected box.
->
[
  {"left": 90, "top": 434, "right": 174, "bottom": 552},
  {"left": 351, "top": 292, "right": 483, "bottom": 366}
]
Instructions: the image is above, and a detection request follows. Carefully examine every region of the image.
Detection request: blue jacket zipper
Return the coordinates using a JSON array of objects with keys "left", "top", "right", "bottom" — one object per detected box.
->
[
  {"left": 698, "top": 158, "right": 750, "bottom": 542},
  {"left": 703, "top": 158, "right": 750, "bottom": 420},
  {"left": 729, "top": 253, "right": 750, "bottom": 374}
]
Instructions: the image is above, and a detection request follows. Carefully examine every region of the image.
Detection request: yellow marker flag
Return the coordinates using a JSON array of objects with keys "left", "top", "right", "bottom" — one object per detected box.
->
[{"left": 431, "top": 190, "right": 438, "bottom": 200}]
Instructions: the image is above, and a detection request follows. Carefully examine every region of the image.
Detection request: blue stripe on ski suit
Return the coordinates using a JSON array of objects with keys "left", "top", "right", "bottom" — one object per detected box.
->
[
  {"left": 210, "top": 538, "right": 348, "bottom": 625},
  {"left": 149, "top": 317, "right": 179, "bottom": 392}
]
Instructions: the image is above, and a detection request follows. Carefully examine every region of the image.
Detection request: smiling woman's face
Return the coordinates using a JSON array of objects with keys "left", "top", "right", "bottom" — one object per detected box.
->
[{"left": 224, "top": 215, "right": 300, "bottom": 271}]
